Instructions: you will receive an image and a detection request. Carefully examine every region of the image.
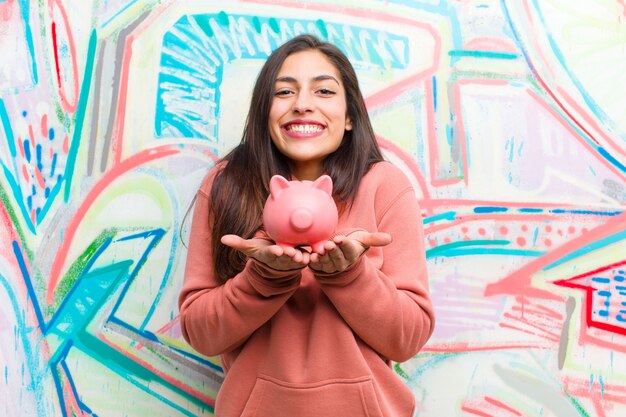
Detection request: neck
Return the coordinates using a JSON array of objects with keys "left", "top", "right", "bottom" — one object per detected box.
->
[{"left": 289, "top": 161, "right": 324, "bottom": 181}]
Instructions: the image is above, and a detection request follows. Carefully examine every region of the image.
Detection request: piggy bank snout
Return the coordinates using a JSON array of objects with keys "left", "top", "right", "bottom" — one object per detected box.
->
[
  {"left": 263, "top": 174, "right": 337, "bottom": 249},
  {"left": 290, "top": 208, "right": 313, "bottom": 232}
]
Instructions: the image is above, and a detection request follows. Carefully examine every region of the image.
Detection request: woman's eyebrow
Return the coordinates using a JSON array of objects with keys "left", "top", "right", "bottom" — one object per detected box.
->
[{"left": 275, "top": 75, "right": 340, "bottom": 85}]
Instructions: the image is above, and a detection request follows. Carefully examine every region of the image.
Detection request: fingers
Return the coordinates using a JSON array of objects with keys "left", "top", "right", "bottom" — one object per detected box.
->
[
  {"left": 221, "top": 234, "right": 248, "bottom": 250},
  {"left": 351, "top": 232, "right": 392, "bottom": 248},
  {"left": 221, "top": 231, "right": 389, "bottom": 274},
  {"left": 326, "top": 244, "right": 345, "bottom": 265},
  {"left": 267, "top": 245, "right": 285, "bottom": 258},
  {"left": 222, "top": 234, "right": 312, "bottom": 270}
]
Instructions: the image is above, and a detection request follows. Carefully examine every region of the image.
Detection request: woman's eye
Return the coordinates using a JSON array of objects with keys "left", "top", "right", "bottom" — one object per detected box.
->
[
  {"left": 318, "top": 88, "right": 336, "bottom": 95},
  {"left": 274, "top": 89, "right": 292, "bottom": 96}
]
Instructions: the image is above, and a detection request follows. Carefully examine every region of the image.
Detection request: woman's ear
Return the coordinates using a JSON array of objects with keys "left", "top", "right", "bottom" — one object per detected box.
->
[{"left": 345, "top": 116, "right": 352, "bottom": 131}]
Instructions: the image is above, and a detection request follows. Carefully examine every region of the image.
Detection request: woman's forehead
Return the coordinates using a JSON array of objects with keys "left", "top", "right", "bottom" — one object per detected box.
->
[{"left": 277, "top": 50, "right": 341, "bottom": 79}]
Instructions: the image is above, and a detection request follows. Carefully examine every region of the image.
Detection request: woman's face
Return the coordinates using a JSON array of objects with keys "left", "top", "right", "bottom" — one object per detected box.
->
[{"left": 268, "top": 49, "right": 352, "bottom": 180}]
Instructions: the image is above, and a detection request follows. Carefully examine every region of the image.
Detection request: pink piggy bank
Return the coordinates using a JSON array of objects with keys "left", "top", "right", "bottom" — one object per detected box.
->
[{"left": 263, "top": 174, "right": 338, "bottom": 253}]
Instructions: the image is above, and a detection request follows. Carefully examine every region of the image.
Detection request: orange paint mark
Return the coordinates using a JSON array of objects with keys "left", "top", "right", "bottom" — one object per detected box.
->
[
  {"left": 35, "top": 167, "right": 46, "bottom": 188},
  {"left": 63, "top": 135, "right": 69, "bottom": 154},
  {"left": 460, "top": 405, "right": 494, "bottom": 417},
  {"left": 483, "top": 396, "right": 522, "bottom": 416},
  {"left": 41, "top": 114, "right": 48, "bottom": 137},
  {"left": 17, "top": 136, "right": 24, "bottom": 157},
  {"left": 28, "top": 123, "right": 36, "bottom": 146}
]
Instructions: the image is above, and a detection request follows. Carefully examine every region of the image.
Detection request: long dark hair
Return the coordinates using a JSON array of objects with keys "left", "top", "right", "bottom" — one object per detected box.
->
[{"left": 209, "top": 34, "right": 383, "bottom": 282}]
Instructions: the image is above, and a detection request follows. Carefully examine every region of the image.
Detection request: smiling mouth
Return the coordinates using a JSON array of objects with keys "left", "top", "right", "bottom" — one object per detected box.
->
[{"left": 285, "top": 124, "right": 324, "bottom": 134}]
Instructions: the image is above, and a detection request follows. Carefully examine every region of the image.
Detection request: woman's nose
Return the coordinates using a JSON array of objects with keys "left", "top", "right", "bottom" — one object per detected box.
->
[{"left": 292, "top": 92, "right": 314, "bottom": 113}]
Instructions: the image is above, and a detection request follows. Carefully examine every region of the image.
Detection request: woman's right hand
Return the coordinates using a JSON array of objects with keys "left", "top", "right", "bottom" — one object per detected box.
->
[{"left": 221, "top": 235, "right": 311, "bottom": 271}]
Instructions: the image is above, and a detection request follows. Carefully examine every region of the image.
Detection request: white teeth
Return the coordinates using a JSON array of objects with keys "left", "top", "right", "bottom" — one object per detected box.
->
[{"left": 287, "top": 124, "right": 323, "bottom": 133}]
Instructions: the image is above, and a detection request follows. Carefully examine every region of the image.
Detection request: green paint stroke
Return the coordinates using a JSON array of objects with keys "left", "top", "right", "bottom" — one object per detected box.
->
[
  {"left": 565, "top": 390, "right": 590, "bottom": 417},
  {"left": 394, "top": 363, "right": 410, "bottom": 380},
  {"left": 48, "top": 229, "right": 117, "bottom": 315},
  {"left": 0, "top": 181, "right": 29, "bottom": 254}
]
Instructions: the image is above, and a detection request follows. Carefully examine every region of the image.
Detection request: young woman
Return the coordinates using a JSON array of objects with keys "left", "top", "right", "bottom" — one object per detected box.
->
[{"left": 179, "top": 34, "right": 435, "bottom": 417}]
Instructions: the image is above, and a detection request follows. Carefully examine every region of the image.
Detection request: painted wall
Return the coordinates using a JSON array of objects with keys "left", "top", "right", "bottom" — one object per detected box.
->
[{"left": 1, "top": 0, "right": 625, "bottom": 416}]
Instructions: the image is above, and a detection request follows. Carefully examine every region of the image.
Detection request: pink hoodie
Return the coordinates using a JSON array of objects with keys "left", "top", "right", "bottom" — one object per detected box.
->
[{"left": 179, "top": 161, "right": 435, "bottom": 416}]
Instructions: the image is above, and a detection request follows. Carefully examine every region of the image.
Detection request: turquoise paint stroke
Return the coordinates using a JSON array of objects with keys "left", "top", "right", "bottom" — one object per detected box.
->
[
  {"left": 56, "top": 358, "right": 97, "bottom": 416},
  {"left": 0, "top": 273, "right": 47, "bottom": 417},
  {"left": 448, "top": 50, "right": 519, "bottom": 60},
  {"left": 110, "top": 229, "right": 166, "bottom": 331},
  {"left": 47, "top": 265, "right": 131, "bottom": 363},
  {"left": 18, "top": 0, "right": 38, "bottom": 85},
  {"left": 548, "top": 208, "right": 622, "bottom": 216},
  {"left": 474, "top": 206, "right": 508, "bottom": 213},
  {"left": 77, "top": 332, "right": 208, "bottom": 416},
  {"left": 63, "top": 29, "right": 98, "bottom": 202},
  {"left": 423, "top": 211, "right": 456, "bottom": 224},
  {"left": 0, "top": 100, "right": 17, "bottom": 157},
  {"left": 427, "top": 239, "right": 507, "bottom": 256},
  {"left": 428, "top": 246, "right": 545, "bottom": 258},
  {"left": 101, "top": 0, "right": 140, "bottom": 28},
  {"left": 597, "top": 146, "right": 626, "bottom": 173},
  {"left": 544, "top": 228, "right": 626, "bottom": 270},
  {"left": 44, "top": 229, "right": 214, "bottom": 415}
]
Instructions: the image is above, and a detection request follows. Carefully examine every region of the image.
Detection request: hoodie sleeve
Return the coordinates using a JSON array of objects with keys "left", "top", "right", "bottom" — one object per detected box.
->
[
  {"left": 178, "top": 169, "right": 301, "bottom": 357},
  {"left": 314, "top": 163, "right": 435, "bottom": 362}
]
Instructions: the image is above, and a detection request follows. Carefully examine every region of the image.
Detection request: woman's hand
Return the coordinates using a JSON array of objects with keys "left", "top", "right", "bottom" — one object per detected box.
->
[
  {"left": 221, "top": 235, "right": 311, "bottom": 271},
  {"left": 308, "top": 231, "right": 392, "bottom": 274}
]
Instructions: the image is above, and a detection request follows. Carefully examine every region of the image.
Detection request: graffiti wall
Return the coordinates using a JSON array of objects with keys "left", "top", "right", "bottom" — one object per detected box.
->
[{"left": 1, "top": 0, "right": 625, "bottom": 415}]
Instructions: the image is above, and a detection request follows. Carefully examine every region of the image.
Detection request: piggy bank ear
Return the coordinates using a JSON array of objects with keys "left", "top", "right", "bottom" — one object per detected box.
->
[
  {"left": 269, "top": 175, "right": 290, "bottom": 198},
  {"left": 313, "top": 175, "right": 333, "bottom": 196}
]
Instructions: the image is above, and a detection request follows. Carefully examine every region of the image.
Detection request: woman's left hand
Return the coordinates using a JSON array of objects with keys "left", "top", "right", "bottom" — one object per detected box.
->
[{"left": 308, "top": 231, "right": 392, "bottom": 274}]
